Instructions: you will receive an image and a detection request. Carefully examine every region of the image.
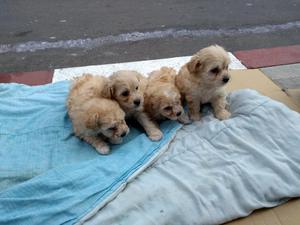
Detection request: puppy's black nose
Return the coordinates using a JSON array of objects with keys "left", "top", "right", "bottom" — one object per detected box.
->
[
  {"left": 176, "top": 111, "right": 182, "bottom": 117},
  {"left": 223, "top": 76, "right": 230, "bottom": 83},
  {"left": 134, "top": 99, "right": 141, "bottom": 106},
  {"left": 121, "top": 132, "right": 126, "bottom": 138}
]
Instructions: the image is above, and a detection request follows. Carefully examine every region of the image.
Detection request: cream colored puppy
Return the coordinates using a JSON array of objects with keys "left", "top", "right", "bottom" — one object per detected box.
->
[
  {"left": 175, "top": 45, "right": 231, "bottom": 121},
  {"left": 110, "top": 70, "right": 163, "bottom": 141},
  {"left": 67, "top": 74, "right": 129, "bottom": 155},
  {"left": 144, "top": 67, "right": 190, "bottom": 125}
]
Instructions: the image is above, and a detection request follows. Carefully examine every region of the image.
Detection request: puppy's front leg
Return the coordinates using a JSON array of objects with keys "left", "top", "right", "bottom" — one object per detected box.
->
[
  {"left": 82, "top": 135, "right": 110, "bottom": 155},
  {"left": 211, "top": 95, "right": 231, "bottom": 120},
  {"left": 186, "top": 95, "right": 201, "bottom": 121},
  {"left": 136, "top": 112, "right": 163, "bottom": 141}
]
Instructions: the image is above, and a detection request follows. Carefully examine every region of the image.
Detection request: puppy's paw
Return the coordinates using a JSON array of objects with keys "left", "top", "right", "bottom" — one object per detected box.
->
[
  {"left": 178, "top": 113, "right": 192, "bottom": 124},
  {"left": 95, "top": 143, "right": 110, "bottom": 155},
  {"left": 215, "top": 109, "right": 231, "bottom": 120},
  {"left": 148, "top": 129, "right": 163, "bottom": 141},
  {"left": 189, "top": 112, "right": 201, "bottom": 121}
]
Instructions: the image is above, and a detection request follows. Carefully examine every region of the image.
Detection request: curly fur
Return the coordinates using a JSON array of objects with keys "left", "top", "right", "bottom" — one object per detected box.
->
[
  {"left": 110, "top": 70, "right": 163, "bottom": 141},
  {"left": 145, "top": 67, "right": 190, "bottom": 124},
  {"left": 67, "top": 74, "right": 129, "bottom": 154},
  {"left": 175, "top": 45, "right": 231, "bottom": 121}
]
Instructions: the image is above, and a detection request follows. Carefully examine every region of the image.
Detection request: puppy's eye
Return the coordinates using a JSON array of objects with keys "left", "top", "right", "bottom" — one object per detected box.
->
[
  {"left": 121, "top": 90, "right": 129, "bottom": 97},
  {"left": 164, "top": 106, "right": 172, "bottom": 111},
  {"left": 210, "top": 67, "right": 219, "bottom": 74},
  {"left": 136, "top": 86, "right": 138, "bottom": 90}
]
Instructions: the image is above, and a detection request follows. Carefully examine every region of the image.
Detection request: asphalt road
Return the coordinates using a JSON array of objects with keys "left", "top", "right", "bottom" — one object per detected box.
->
[{"left": 0, "top": 0, "right": 300, "bottom": 72}]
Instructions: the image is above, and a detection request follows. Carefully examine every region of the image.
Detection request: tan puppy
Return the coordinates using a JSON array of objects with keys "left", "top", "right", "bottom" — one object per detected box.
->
[
  {"left": 110, "top": 70, "right": 146, "bottom": 117},
  {"left": 110, "top": 70, "right": 163, "bottom": 141},
  {"left": 144, "top": 67, "right": 190, "bottom": 124},
  {"left": 175, "top": 45, "right": 231, "bottom": 121},
  {"left": 67, "top": 74, "right": 129, "bottom": 155}
]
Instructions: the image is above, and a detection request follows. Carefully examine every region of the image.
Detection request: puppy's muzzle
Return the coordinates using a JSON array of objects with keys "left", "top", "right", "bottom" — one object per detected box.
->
[
  {"left": 134, "top": 99, "right": 141, "bottom": 107},
  {"left": 222, "top": 76, "right": 230, "bottom": 83}
]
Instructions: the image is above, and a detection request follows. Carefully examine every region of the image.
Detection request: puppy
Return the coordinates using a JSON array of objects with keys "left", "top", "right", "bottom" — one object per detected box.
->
[
  {"left": 67, "top": 74, "right": 129, "bottom": 154},
  {"left": 110, "top": 70, "right": 163, "bottom": 141},
  {"left": 144, "top": 67, "right": 190, "bottom": 124},
  {"left": 175, "top": 45, "right": 231, "bottom": 121},
  {"left": 110, "top": 70, "right": 146, "bottom": 117}
]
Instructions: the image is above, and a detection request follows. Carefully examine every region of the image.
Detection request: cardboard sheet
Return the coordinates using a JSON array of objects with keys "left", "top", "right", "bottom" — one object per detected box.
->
[
  {"left": 226, "top": 69, "right": 300, "bottom": 112},
  {"left": 286, "top": 89, "right": 300, "bottom": 108},
  {"left": 224, "top": 69, "right": 300, "bottom": 225}
]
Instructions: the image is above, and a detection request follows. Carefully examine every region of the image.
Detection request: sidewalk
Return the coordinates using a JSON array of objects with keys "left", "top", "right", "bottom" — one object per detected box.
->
[
  {"left": 1, "top": 45, "right": 300, "bottom": 107},
  {"left": 234, "top": 45, "right": 300, "bottom": 107}
]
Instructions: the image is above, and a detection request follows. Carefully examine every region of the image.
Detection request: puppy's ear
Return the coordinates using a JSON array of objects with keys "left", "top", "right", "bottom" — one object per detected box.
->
[
  {"left": 143, "top": 92, "right": 153, "bottom": 112},
  {"left": 86, "top": 112, "right": 102, "bottom": 129},
  {"left": 101, "top": 81, "right": 113, "bottom": 99},
  {"left": 187, "top": 56, "right": 201, "bottom": 73},
  {"left": 137, "top": 75, "right": 148, "bottom": 92}
]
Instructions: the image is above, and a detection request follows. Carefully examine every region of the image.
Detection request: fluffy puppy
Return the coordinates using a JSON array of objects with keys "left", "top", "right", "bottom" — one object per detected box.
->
[
  {"left": 144, "top": 67, "right": 190, "bottom": 124},
  {"left": 110, "top": 70, "right": 146, "bottom": 117},
  {"left": 67, "top": 74, "right": 129, "bottom": 155},
  {"left": 175, "top": 45, "right": 231, "bottom": 121},
  {"left": 110, "top": 70, "right": 163, "bottom": 141}
]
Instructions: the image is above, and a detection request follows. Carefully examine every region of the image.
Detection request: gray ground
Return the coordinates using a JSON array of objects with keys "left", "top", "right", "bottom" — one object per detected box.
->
[
  {"left": 261, "top": 64, "right": 300, "bottom": 89},
  {"left": 0, "top": 0, "right": 300, "bottom": 72}
]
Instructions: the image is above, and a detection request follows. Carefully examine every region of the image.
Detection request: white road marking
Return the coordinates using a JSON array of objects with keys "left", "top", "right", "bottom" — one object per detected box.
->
[
  {"left": 1, "top": 21, "right": 300, "bottom": 54},
  {"left": 52, "top": 52, "right": 246, "bottom": 82}
]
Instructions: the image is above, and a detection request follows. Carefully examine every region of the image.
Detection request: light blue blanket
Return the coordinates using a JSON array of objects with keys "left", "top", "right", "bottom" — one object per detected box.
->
[
  {"left": 82, "top": 90, "right": 300, "bottom": 225},
  {"left": 0, "top": 81, "right": 181, "bottom": 225}
]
